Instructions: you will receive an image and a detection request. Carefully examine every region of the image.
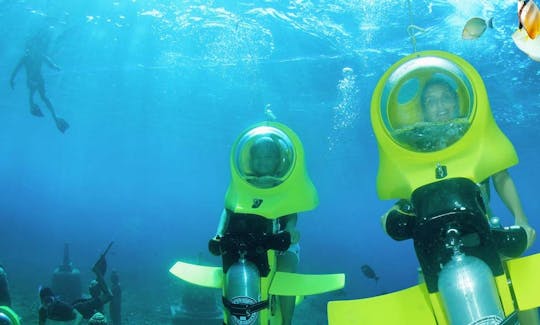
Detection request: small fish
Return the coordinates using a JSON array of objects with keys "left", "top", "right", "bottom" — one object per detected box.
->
[
  {"left": 361, "top": 264, "right": 380, "bottom": 283},
  {"left": 518, "top": 0, "right": 540, "bottom": 39},
  {"left": 462, "top": 17, "right": 493, "bottom": 40},
  {"left": 512, "top": 28, "right": 540, "bottom": 61}
]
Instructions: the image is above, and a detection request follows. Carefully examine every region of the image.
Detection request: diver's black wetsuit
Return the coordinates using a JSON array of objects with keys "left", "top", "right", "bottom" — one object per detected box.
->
[
  {"left": 39, "top": 299, "right": 78, "bottom": 323},
  {"left": 72, "top": 296, "right": 107, "bottom": 319}
]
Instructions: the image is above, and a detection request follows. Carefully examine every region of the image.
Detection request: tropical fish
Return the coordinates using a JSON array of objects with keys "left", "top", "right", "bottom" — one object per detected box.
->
[
  {"left": 512, "top": 28, "right": 540, "bottom": 61},
  {"left": 518, "top": 0, "right": 540, "bottom": 39},
  {"left": 462, "top": 17, "right": 493, "bottom": 40},
  {"left": 361, "top": 264, "right": 380, "bottom": 283}
]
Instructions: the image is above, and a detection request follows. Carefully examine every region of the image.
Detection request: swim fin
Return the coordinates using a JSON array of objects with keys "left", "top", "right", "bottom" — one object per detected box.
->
[
  {"left": 31, "top": 104, "right": 44, "bottom": 117},
  {"left": 55, "top": 118, "right": 70, "bottom": 133}
]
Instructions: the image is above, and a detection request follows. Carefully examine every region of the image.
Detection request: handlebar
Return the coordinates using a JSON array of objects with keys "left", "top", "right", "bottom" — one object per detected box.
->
[
  {"left": 491, "top": 226, "right": 527, "bottom": 258},
  {"left": 208, "top": 231, "right": 291, "bottom": 256}
]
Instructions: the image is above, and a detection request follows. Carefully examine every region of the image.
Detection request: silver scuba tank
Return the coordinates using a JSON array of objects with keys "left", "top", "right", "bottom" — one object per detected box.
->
[
  {"left": 224, "top": 256, "right": 261, "bottom": 325},
  {"left": 438, "top": 230, "right": 504, "bottom": 325}
]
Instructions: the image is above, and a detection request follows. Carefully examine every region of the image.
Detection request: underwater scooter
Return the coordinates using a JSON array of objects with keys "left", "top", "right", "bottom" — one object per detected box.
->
[
  {"left": 209, "top": 219, "right": 292, "bottom": 324},
  {"left": 328, "top": 177, "right": 535, "bottom": 325},
  {"left": 170, "top": 212, "right": 345, "bottom": 325},
  {"left": 170, "top": 121, "right": 345, "bottom": 325},
  {"left": 327, "top": 50, "right": 540, "bottom": 324},
  {"left": 392, "top": 177, "right": 526, "bottom": 324}
]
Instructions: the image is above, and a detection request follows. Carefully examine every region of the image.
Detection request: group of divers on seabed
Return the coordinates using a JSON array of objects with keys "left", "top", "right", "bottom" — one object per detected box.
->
[
  {"left": 3, "top": 51, "right": 540, "bottom": 324},
  {"left": 0, "top": 242, "right": 121, "bottom": 325}
]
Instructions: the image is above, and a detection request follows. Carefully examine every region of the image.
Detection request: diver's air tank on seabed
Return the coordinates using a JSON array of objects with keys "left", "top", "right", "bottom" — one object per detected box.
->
[
  {"left": 223, "top": 256, "right": 261, "bottom": 325},
  {"left": 438, "top": 229, "right": 504, "bottom": 325}
]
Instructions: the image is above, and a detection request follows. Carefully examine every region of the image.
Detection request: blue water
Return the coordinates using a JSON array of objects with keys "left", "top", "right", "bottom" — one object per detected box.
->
[{"left": 1, "top": 0, "right": 539, "bottom": 322}]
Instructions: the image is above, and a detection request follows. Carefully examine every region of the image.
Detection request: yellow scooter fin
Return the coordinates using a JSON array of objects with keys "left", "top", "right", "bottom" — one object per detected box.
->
[
  {"left": 269, "top": 272, "right": 345, "bottom": 296},
  {"left": 169, "top": 261, "right": 223, "bottom": 289},
  {"left": 327, "top": 284, "right": 437, "bottom": 325},
  {"left": 505, "top": 253, "right": 540, "bottom": 310}
]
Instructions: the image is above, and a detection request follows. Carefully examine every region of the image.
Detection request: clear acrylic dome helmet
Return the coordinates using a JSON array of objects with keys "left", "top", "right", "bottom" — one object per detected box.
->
[
  {"left": 225, "top": 121, "right": 318, "bottom": 219},
  {"left": 379, "top": 55, "right": 475, "bottom": 152},
  {"left": 233, "top": 125, "right": 295, "bottom": 189},
  {"left": 370, "top": 50, "right": 518, "bottom": 200}
]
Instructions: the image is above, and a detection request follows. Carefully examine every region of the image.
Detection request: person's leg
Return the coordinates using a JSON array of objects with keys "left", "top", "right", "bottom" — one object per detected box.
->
[
  {"left": 37, "top": 85, "right": 57, "bottom": 119},
  {"left": 276, "top": 250, "right": 298, "bottom": 325},
  {"left": 38, "top": 84, "right": 69, "bottom": 132},
  {"left": 28, "top": 85, "right": 43, "bottom": 116}
]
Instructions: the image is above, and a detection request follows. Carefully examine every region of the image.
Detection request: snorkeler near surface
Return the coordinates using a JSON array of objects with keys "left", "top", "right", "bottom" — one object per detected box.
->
[{"left": 10, "top": 29, "right": 70, "bottom": 133}]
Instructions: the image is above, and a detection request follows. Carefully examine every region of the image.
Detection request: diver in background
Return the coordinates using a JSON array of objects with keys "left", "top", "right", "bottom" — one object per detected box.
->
[
  {"left": 71, "top": 277, "right": 112, "bottom": 320},
  {"left": 109, "top": 270, "right": 121, "bottom": 325},
  {"left": 0, "top": 265, "right": 11, "bottom": 307},
  {"left": 38, "top": 287, "right": 83, "bottom": 325},
  {"left": 9, "top": 29, "right": 69, "bottom": 133},
  {"left": 72, "top": 244, "right": 114, "bottom": 322},
  {"left": 212, "top": 135, "right": 301, "bottom": 325}
]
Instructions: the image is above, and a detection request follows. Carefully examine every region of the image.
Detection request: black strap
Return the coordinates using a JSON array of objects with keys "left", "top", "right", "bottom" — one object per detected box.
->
[{"left": 222, "top": 297, "right": 269, "bottom": 318}]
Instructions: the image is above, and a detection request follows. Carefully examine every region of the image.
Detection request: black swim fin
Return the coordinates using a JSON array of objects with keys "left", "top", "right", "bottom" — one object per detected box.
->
[
  {"left": 31, "top": 104, "right": 44, "bottom": 117},
  {"left": 55, "top": 118, "right": 70, "bottom": 133}
]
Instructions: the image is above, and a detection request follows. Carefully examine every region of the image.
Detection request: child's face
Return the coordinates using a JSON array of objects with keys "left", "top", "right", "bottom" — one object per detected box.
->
[{"left": 250, "top": 142, "right": 280, "bottom": 176}]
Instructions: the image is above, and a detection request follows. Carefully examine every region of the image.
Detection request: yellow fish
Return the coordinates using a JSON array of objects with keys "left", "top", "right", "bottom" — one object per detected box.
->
[
  {"left": 512, "top": 28, "right": 540, "bottom": 61},
  {"left": 518, "top": 0, "right": 540, "bottom": 39},
  {"left": 462, "top": 17, "right": 493, "bottom": 40}
]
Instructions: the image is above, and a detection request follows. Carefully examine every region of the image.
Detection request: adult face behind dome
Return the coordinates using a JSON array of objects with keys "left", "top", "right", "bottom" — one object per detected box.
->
[{"left": 421, "top": 78, "right": 460, "bottom": 123}]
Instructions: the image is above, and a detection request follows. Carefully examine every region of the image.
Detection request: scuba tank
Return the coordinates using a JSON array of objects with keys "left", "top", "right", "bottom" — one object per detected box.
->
[
  {"left": 51, "top": 243, "right": 82, "bottom": 303},
  {"left": 438, "top": 229, "right": 504, "bottom": 325},
  {"left": 223, "top": 255, "right": 262, "bottom": 325}
]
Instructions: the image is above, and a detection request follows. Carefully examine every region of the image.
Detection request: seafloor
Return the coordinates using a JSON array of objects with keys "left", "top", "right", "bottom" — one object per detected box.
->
[{"left": 8, "top": 269, "right": 340, "bottom": 324}]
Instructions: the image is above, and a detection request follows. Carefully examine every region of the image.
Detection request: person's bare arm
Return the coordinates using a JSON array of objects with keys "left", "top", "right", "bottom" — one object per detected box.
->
[
  {"left": 10, "top": 57, "right": 25, "bottom": 89},
  {"left": 283, "top": 214, "right": 300, "bottom": 244},
  {"left": 43, "top": 55, "right": 60, "bottom": 71},
  {"left": 492, "top": 169, "right": 536, "bottom": 248}
]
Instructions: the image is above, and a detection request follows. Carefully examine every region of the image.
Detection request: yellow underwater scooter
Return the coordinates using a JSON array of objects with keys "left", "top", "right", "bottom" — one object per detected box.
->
[
  {"left": 327, "top": 50, "right": 540, "bottom": 324},
  {"left": 171, "top": 121, "right": 345, "bottom": 324}
]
